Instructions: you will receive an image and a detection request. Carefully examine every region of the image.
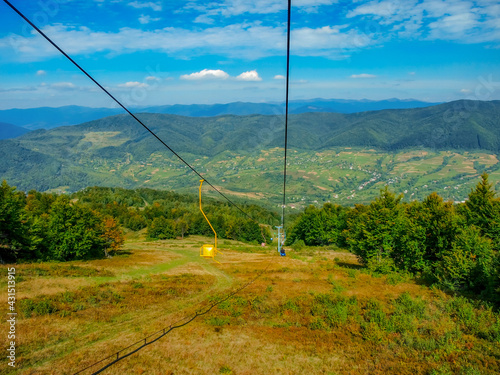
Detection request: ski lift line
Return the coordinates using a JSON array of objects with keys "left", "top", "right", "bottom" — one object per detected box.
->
[
  {"left": 3, "top": 0, "right": 254, "bottom": 223},
  {"left": 281, "top": 0, "right": 292, "bottom": 229},
  {"left": 74, "top": 260, "right": 273, "bottom": 375},
  {"left": 3, "top": 0, "right": 288, "bottom": 371}
]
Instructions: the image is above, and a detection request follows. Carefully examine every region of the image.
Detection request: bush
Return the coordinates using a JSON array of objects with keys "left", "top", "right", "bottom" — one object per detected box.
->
[
  {"left": 147, "top": 216, "right": 176, "bottom": 240},
  {"left": 367, "top": 257, "right": 397, "bottom": 275},
  {"left": 436, "top": 226, "right": 495, "bottom": 293},
  {"left": 311, "top": 294, "right": 359, "bottom": 329},
  {"left": 291, "top": 239, "right": 305, "bottom": 251}
]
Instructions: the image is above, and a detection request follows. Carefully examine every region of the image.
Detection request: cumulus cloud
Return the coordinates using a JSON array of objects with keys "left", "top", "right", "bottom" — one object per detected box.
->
[
  {"left": 118, "top": 81, "right": 149, "bottom": 88},
  {"left": 128, "top": 1, "right": 162, "bottom": 12},
  {"left": 36, "top": 70, "right": 47, "bottom": 76},
  {"left": 350, "top": 74, "right": 377, "bottom": 79},
  {"left": 146, "top": 76, "right": 161, "bottom": 82},
  {"left": 236, "top": 70, "right": 262, "bottom": 81},
  {"left": 274, "top": 75, "right": 285, "bottom": 79},
  {"left": 180, "top": 69, "right": 230, "bottom": 80}
]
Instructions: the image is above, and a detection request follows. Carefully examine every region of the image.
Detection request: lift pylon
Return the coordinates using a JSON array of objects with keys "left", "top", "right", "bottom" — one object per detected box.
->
[{"left": 276, "top": 225, "right": 286, "bottom": 256}]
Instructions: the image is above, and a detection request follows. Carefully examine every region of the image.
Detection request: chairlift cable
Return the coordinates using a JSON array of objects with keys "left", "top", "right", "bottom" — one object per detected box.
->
[
  {"left": 4, "top": 0, "right": 293, "bottom": 372},
  {"left": 282, "top": 0, "right": 292, "bottom": 229},
  {"left": 3, "top": 0, "right": 254, "bottom": 222}
]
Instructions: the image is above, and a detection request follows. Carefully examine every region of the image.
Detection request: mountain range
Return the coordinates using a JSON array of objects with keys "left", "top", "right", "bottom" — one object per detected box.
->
[
  {"left": 0, "top": 100, "right": 498, "bottom": 197},
  {"left": 0, "top": 122, "right": 30, "bottom": 140},
  {"left": 0, "top": 98, "right": 441, "bottom": 130}
]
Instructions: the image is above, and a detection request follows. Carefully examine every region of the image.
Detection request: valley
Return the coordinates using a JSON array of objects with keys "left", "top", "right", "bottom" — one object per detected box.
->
[
  {"left": 33, "top": 146, "right": 500, "bottom": 209},
  {"left": 1, "top": 100, "right": 500, "bottom": 207}
]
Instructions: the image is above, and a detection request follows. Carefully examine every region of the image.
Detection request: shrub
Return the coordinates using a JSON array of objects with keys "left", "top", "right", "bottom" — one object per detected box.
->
[
  {"left": 311, "top": 294, "right": 359, "bottom": 329},
  {"left": 206, "top": 316, "right": 230, "bottom": 326},
  {"left": 291, "top": 239, "right": 305, "bottom": 251},
  {"left": 367, "top": 257, "right": 396, "bottom": 275},
  {"left": 360, "top": 321, "right": 385, "bottom": 342},
  {"left": 436, "top": 226, "right": 495, "bottom": 294}
]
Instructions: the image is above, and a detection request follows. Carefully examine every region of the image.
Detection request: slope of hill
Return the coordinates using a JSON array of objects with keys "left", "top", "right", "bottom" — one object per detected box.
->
[
  {"left": 0, "top": 122, "right": 30, "bottom": 139},
  {"left": 1, "top": 100, "right": 499, "bottom": 202},
  {"left": 10, "top": 237, "right": 500, "bottom": 374},
  {"left": 0, "top": 98, "right": 440, "bottom": 130}
]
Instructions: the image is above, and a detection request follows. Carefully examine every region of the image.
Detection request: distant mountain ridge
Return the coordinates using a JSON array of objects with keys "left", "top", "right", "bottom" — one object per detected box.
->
[
  {"left": 0, "top": 98, "right": 441, "bottom": 130},
  {"left": 0, "top": 122, "right": 30, "bottom": 140},
  {"left": 0, "top": 99, "right": 498, "bottom": 195}
]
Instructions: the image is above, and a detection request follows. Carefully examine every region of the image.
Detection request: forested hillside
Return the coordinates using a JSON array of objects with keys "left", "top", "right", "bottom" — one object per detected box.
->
[
  {"left": 0, "top": 122, "right": 29, "bottom": 140},
  {"left": 0, "top": 99, "right": 439, "bottom": 129},
  {"left": 1, "top": 100, "right": 499, "bottom": 203},
  {"left": 286, "top": 173, "right": 500, "bottom": 307},
  {"left": 0, "top": 182, "right": 276, "bottom": 263},
  {"left": 2, "top": 172, "right": 499, "bottom": 310}
]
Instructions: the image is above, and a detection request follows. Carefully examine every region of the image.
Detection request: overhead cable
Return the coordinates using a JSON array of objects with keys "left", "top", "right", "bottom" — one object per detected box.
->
[
  {"left": 3, "top": 0, "right": 255, "bottom": 222},
  {"left": 281, "top": 0, "right": 292, "bottom": 228}
]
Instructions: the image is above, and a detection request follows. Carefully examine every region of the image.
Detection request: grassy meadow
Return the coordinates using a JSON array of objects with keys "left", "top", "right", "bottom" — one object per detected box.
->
[{"left": 1, "top": 233, "right": 499, "bottom": 374}]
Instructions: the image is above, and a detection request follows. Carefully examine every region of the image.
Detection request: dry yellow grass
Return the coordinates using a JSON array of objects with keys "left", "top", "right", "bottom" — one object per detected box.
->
[{"left": 1, "top": 238, "right": 499, "bottom": 375}]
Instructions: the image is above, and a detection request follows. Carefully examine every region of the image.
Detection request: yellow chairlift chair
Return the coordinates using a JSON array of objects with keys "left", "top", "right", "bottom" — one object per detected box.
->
[{"left": 199, "top": 179, "right": 220, "bottom": 260}]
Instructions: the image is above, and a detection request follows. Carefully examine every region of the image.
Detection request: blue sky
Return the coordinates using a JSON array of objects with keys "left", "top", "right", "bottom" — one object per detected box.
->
[{"left": 0, "top": 0, "right": 499, "bottom": 109}]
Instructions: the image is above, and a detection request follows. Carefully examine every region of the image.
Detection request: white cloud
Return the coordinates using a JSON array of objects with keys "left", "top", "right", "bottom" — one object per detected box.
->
[
  {"left": 346, "top": 0, "right": 500, "bottom": 44},
  {"left": 118, "top": 81, "right": 149, "bottom": 88},
  {"left": 138, "top": 14, "right": 161, "bottom": 24},
  {"left": 460, "top": 88, "right": 472, "bottom": 94},
  {"left": 180, "top": 69, "right": 230, "bottom": 80},
  {"left": 236, "top": 70, "right": 262, "bottom": 81},
  {"left": 146, "top": 76, "right": 161, "bottom": 82},
  {"left": 36, "top": 70, "right": 47, "bottom": 76},
  {"left": 128, "top": 1, "right": 162, "bottom": 12},
  {"left": 347, "top": 0, "right": 408, "bottom": 18},
  {"left": 274, "top": 75, "right": 285, "bottom": 79},
  {"left": 51, "top": 82, "right": 76, "bottom": 89},
  {"left": 350, "top": 74, "right": 377, "bottom": 79},
  {"left": 0, "top": 23, "right": 286, "bottom": 61},
  {"left": 188, "top": 0, "right": 338, "bottom": 19},
  {"left": 292, "top": 26, "right": 379, "bottom": 56},
  {"left": 428, "top": 12, "right": 480, "bottom": 40},
  {"left": 294, "top": 0, "right": 338, "bottom": 7},
  {"left": 0, "top": 22, "right": 381, "bottom": 62},
  {"left": 2, "top": 0, "right": 499, "bottom": 66},
  {"left": 193, "top": 14, "right": 215, "bottom": 24}
]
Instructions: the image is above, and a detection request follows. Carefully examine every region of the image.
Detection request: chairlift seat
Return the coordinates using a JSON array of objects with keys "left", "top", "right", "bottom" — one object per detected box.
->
[{"left": 200, "top": 244, "right": 215, "bottom": 258}]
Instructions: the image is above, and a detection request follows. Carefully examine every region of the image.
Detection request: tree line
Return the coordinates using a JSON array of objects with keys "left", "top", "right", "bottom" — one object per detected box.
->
[
  {"left": 286, "top": 173, "right": 500, "bottom": 307},
  {"left": 0, "top": 181, "right": 123, "bottom": 262},
  {"left": 2, "top": 174, "right": 498, "bottom": 306},
  {"left": 0, "top": 183, "right": 276, "bottom": 263},
  {"left": 72, "top": 186, "right": 275, "bottom": 243}
]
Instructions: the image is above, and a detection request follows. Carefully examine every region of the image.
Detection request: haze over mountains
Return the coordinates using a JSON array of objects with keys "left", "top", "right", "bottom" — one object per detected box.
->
[
  {"left": 0, "top": 99, "right": 498, "bottom": 197},
  {"left": 0, "top": 98, "right": 440, "bottom": 130}
]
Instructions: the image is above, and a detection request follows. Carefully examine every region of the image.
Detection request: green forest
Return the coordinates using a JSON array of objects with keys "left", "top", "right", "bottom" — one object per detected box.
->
[
  {"left": 286, "top": 173, "right": 500, "bottom": 308},
  {"left": 1, "top": 173, "right": 499, "bottom": 308},
  {"left": 0, "top": 181, "right": 275, "bottom": 263}
]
